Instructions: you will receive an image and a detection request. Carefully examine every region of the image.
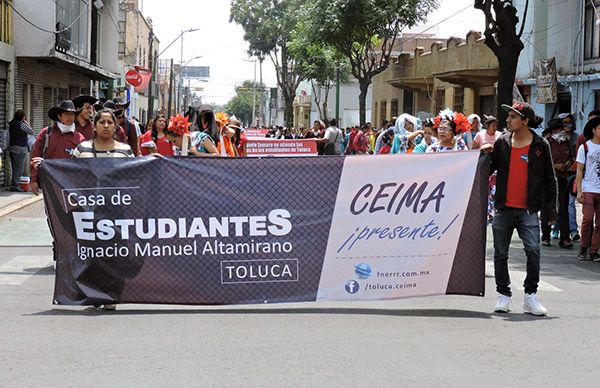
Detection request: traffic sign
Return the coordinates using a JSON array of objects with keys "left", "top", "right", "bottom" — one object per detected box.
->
[{"left": 125, "top": 69, "right": 142, "bottom": 87}]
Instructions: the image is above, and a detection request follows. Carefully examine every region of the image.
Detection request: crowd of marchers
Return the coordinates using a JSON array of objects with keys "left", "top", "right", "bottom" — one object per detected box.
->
[{"left": 7, "top": 95, "right": 600, "bottom": 315}]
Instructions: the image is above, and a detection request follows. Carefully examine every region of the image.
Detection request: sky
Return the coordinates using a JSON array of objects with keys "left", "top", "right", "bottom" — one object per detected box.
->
[{"left": 141, "top": 0, "right": 483, "bottom": 106}]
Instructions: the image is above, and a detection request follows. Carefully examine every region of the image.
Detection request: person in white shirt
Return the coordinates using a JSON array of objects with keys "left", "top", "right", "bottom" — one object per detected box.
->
[{"left": 576, "top": 116, "right": 600, "bottom": 262}]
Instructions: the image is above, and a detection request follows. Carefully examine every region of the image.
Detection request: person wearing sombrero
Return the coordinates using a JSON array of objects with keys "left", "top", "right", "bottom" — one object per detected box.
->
[
  {"left": 229, "top": 115, "right": 247, "bottom": 157},
  {"left": 575, "top": 115, "right": 600, "bottom": 262},
  {"left": 484, "top": 102, "right": 557, "bottom": 316},
  {"left": 30, "top": 100, "right": 85, "bottom": 195},
  {"left": 72, "top": 95, "right": 98, "bottom": 140},
  {"left": 540, "top": 118, "right": 574, "bottom": 249},
  {"left": 30, "top": 100, "right": 86, "bottom": 271},
  {"left": 113, "top": 97, "right": 140, "bottom": 156}
]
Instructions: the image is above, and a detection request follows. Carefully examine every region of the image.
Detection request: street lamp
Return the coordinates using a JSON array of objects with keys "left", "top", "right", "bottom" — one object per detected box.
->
[
  {"left": 181, "top": 56, "right": 203, "bottom": 109},
  {"left": 154, "top": 28, "right": 199, "bottom": 117}
]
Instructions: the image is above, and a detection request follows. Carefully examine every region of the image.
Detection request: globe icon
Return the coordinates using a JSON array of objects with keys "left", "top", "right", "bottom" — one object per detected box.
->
[{"left": 354, "top": 263, "right": 372, "bottom": 279}]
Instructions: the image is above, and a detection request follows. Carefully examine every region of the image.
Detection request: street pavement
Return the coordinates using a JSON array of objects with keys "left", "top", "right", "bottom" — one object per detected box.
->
[{"left": 1, "top": 200, "right": 600, "bottom": 387}]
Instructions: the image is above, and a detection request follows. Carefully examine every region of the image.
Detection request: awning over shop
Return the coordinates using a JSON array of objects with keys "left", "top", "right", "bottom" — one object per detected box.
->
[
  {"left": 387, "top": 75, "right": 434, "bottom": 91},
  {"left": 432, "top": 68, "right": 497, "bottom": 88}
]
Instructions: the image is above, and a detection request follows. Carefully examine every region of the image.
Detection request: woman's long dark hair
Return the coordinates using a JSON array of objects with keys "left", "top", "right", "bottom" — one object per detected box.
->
[{"left": 151, "top": 114, "right": 167, "bottom": 142}]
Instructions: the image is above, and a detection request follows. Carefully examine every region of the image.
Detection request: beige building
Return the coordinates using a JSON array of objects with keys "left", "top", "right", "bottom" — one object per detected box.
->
[
  {"left": 117, "top": 0, "right": 159, "bottom": 123},
  {"left": 372, "top": 31, "right": 498, "bottom": 127}
]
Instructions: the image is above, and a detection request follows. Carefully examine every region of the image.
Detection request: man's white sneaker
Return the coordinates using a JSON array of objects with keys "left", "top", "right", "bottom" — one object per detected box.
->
[
  {"left": 494, "top": 294, "right": 511, "bottom": 312},
  {"left": 523, "top": 293, "right": 547, "bottom": 316}
]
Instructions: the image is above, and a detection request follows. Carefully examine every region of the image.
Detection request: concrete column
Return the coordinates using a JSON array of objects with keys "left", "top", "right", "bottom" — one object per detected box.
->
[{"left": 464, "top": 88, "right": 475, "bottom": 114}]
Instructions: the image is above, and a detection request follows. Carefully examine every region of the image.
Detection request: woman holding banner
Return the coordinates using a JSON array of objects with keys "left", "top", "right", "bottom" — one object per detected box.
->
[
  {"left": 426, "top": 110, "right": 469, "bottom": 153},
  {"left": 71, "top": 108, "right": 134, "bottom": 311},
  {"left": 72, "top": 109, "right": 134, "bottom": 158}
]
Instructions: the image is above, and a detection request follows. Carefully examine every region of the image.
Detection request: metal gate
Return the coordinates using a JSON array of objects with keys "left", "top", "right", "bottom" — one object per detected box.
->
[{"left": 0, "top": 61, "right": 8, "bottom": 189}]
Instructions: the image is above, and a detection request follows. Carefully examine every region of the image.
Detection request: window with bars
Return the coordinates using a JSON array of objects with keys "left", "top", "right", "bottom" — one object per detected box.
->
[
  {"left": 585, "top": 1, "right": 600, "bottom": 59},
  {"left": 453, "top": 87, "right": 464, "bottom": 113},
  {"left": 403, "top": 91, "right": 414, "bottom": 115},
  {"left": 390, "top": 99, "right": 399, "bottom": 118},
  {"left": 55, "top": 0, "right": 89, "bottom": 58},
  {"left": 434, "top": 89, "right": 445, "bottom": 113},
  {"left": 380, "top": 100, "right": 387, "bottom": 124}
]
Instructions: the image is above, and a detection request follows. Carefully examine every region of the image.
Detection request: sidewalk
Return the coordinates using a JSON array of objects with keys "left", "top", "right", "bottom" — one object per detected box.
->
[{"left": 0, "top": 190, "right": 43, "bottom": 217}]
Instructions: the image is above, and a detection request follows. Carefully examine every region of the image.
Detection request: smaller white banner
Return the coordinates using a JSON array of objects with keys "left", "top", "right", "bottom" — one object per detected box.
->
[{"left": 317, "top": 151, "right": 480, "bottom": 300}]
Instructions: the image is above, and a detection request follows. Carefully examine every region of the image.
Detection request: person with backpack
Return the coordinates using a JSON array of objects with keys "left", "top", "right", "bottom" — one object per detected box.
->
[
  {"left": 30, "top": 100, "right": 86, "bottom": 271},
  {"left": 322, "top": 119, "right": 343, "bottom": 155},
  {"left": 30, "top": 100, "right": 85, "bottom": 195},
  {"left": 576, "top": 116, "right": 600, "bottom": 262}
]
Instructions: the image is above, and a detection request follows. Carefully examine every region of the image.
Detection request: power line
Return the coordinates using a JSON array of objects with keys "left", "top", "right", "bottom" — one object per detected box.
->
[
  {"left": 400, "top": 4, "right": 473, "bottom": 45},
  {"left": 9, "top": 0, "right": 90, "bottom": 34}
]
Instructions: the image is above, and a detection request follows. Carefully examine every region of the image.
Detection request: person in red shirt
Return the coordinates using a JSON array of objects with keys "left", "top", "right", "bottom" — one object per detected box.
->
[
  {"left": 348, "top": 126, "right": 358, "bottom": 155},
  {"left": 353, "top": 124, "right": 370, "bottom": 154},
  {"left": 484, "top": 102, "right": 557, "bottom": 316},
  {"left": 73, "top": 95, "right": 97, "bottom": 140},
  {"left": 30, "top": 100, "right": 86, "bottom": 271},
  {"left": 30, "top": 100, "right": 85, "bottom": 194},
  {"left": 138, "top": 114, "right": 174, "bottom": 156}
]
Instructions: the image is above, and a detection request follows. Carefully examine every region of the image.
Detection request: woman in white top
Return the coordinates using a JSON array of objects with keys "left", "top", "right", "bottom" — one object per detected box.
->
[{"left": 72, "top": 109, "right": 134, "bottom": 158}]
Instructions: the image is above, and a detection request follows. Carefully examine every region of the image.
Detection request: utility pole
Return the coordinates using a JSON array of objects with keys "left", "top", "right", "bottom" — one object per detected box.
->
[
  {"left": 252, "top": 58, "right": 257, "bottom": 127},
  {"left": 335, "top": 65, "right": 340, "bottom": 125},
  {"left": 168, "top": 59, "right": 174, "bottom": 118},
  {"left": 259, "top": 58, "right": 264, "bottom": 127},
  {"left": 147, "top": 28, "right": 155, "bottom": 117}
]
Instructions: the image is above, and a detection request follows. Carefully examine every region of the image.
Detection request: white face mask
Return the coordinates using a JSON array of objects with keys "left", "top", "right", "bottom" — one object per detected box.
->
[
  {"left": 551, "top": 131, "right": 567, "bottom": 142},
  {"left": 57, "top": 122, "right": 75, "bottom": 134}
]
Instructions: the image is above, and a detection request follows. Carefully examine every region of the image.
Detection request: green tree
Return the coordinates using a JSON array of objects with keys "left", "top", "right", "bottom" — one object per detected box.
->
[
  {"left": 300, "top": 0, "right": 438, "bottom": 125},
  {"left": 289, "top": 38, "right": 350, "bottom": 122},
  {"left": 224, "top": 80, "right": 266, "bottom": 126},
  {"left": 475, "top": 0, "right": 530, "bottom": 124},
  {"left": 230, "top": 0, "right": 306, "bottom": 127}
]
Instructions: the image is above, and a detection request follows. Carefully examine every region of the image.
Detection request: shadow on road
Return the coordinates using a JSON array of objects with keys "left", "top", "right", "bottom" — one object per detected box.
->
[{"left": 28, "top": 307, "right": 558, "bottom": 321}]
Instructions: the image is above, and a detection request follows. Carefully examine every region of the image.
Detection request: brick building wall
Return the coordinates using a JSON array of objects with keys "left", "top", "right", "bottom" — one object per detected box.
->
[{"left": 14, "top": 58, "right": 93, "bottom": 135}]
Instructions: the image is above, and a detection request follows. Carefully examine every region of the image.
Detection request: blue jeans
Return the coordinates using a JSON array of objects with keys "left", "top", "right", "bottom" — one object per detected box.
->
[
  {"left": 9, "top": 151, "right": 27, "bottom": 189},
  {"left": 492, "top": 208, "right": 541, "bottom": 297},
  {"left": 568, "top": 194, "right": 578, "bottom": 233}
]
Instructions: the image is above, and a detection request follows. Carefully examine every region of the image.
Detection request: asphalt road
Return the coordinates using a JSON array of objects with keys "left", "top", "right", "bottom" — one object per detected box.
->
[{"left": 1, "top": 201, "right": 600, "bottom": 387}]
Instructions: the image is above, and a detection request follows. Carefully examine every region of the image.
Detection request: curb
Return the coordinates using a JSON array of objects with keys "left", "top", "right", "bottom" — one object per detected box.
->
[{"left": 0, "top": 195, "right": 43, "bottom": 218}]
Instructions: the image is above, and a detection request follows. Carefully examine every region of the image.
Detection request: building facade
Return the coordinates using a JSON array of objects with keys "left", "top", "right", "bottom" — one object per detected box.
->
[
  {"left": 516, "top": 0, "right": 600, "bottom": 132},
  {"left": 13, "top": 0, "right": 119, "bottom": 135},
  {"left": 0, "top": 0, "right": 13, "bottom": 187},
  {"left": 372, "top": 31, "right": 498, "bottom": 128},
  {"left": 117, "top": 0, "right": 159, "bottom": 124}
]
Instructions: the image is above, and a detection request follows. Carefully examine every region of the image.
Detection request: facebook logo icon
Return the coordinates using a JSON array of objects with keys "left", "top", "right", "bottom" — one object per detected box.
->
[{"left": 345, "top": 280, "right": 360, "bottom": 295}]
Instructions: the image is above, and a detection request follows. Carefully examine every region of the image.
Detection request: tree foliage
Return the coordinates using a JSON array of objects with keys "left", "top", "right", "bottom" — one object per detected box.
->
[
  {"left": 230, "top": 0, "right": 306, "bottom": 127},
  {"left": 288, "top": 38, "right": 350, "bottom": 121},
  {"left": 224, "top": 80, "right": 266, "bottom": 126},
  {"left": 475, "top": 0, "right": 530, "bottom": 123},
  {"left": 299, "top": 0, "right": 438, "bottom": 125}
]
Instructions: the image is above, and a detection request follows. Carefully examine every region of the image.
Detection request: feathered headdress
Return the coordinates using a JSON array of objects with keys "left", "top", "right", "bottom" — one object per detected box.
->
[
  {"left": 215, "top": 112, "right": 229, "bottom": 128},
  {"left": 432, "top": 108, "right": 470, "bottom": 133},
  {"left": 167, "top": 114, "right": 191, "bottom": 136}
]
